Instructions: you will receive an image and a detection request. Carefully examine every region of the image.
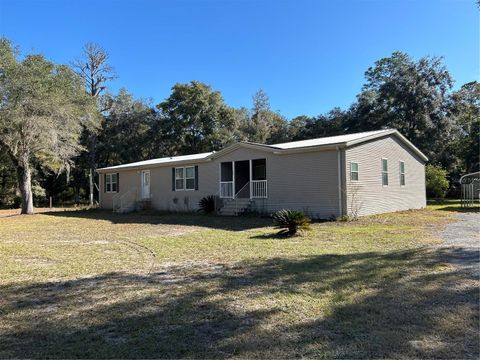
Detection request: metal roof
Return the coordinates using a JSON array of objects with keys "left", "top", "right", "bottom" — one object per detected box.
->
[
  {"left": 97, "top": 152, "right": 213, "bottom": 172},
  {"left": 97, "top": 129, "right": 427, "bottom": 172},
  {"left": 261, "top": 129, "right": 393, "bottom": 149}
]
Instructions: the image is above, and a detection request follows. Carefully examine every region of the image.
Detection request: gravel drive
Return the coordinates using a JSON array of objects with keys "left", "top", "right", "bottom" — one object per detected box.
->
[{"left": 440, "top": 212, "right": 480, "bottom": 276}]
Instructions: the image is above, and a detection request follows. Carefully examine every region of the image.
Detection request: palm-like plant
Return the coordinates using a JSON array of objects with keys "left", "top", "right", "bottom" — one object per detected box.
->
[
  {"left": 198, "top": 195, "right": 216, "bottom": 214},
  {"left": 272, "top": 209, "right": 311, "bottom": 235}
]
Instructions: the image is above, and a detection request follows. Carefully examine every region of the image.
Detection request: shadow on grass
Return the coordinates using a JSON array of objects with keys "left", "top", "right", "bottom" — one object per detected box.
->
[
  {"left": 1, "top": 247, "right": 478, "bottom": 358},
  {"left": 428, "top": 199, "right": 480, "bottom": 213},
  {"left": 249, "top": 229, "right": 296, "bottom": 239},
  {"left": 435, "top": 205, "right": 480, "bottom": 213},
  {"left": 42, "top": 208, "right": 271, "bottom": 231}
]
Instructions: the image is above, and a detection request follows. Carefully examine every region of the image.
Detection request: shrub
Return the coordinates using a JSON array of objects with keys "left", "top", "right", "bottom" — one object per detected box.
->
[
  {"left": 337, "top": 215, "right": 350, "bottom": 222},
  {"left": 198, "top": 195, "right": 216, "bottom": 214},
  {"left": 12, "top": 195, "right": 21, "bottom": 209},
  {"left": 426, "top": 164, "right": 449, "bottom": 198},
  {"left": 32, "top": 182, "right": 46, "bottom": 206},
  {"left": 272, "top": 209, "right": 311, "bottom": 235}
]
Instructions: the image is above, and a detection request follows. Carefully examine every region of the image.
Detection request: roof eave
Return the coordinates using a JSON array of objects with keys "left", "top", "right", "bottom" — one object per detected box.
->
[
  {"left": 345, "top": 129, "right": 428, "bottom": 162},
  {"left": 207, "top": 142, "right": 277, "bottom": 160},
  {"left": 273, "top": 143, "right": 346, "bottom": 154},
  {"left": 96, "top": 157, "right": 213, "bottom": 173}
]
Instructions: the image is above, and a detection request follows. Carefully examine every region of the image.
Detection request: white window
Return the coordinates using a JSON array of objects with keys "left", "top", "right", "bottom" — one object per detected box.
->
[
  {"left": 350, "top": 162, "right": 359, "bottom": 181},
  {"left": 175, "top": 166, "right": 196, "bottom": 191},
  {"left": 106, "top": 173, "right": 117, "bottom": 193},
  {"left": 399, "top": 161, "right": 405, "bottom": 186},
  {"left": 381, "top": 158, "right": 388, "bottom": 186},
  {"left": 185, "top": 166, "right": 195, "bottom": 190},
  {"left": 175, "top": 168, "right": 184, "bottom": 190}
]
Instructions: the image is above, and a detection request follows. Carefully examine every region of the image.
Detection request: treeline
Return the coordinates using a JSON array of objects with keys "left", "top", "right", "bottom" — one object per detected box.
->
[{"left": 0, "top": 38, "right": 478, "bottom": 210}]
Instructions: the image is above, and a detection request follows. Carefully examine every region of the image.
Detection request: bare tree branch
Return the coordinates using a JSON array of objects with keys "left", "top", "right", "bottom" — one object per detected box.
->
[{"left": 71, "top": 42, "right": 117, "bottom": 99}]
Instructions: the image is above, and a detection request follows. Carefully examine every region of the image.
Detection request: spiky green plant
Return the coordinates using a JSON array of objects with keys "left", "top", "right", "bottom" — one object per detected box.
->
[
  {"left": 272, "top": 209, "right": 311, "bottom": 235},
  {"left": 198, "top": 195, "right": 216, "bottom": 214}
]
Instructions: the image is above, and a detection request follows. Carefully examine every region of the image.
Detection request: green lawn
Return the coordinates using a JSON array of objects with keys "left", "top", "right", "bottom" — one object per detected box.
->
[{"left": 0, "top": 203, "right": 478, "bottom": 359}]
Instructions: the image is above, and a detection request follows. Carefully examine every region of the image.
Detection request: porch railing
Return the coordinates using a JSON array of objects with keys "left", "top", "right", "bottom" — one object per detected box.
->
[
  {"left": 220, "top": 181, "right": 234, "bottom": 198},
  {"left": 220, "top": 180, "right": 267, "bottom": 199},
  {"left": 112, "top": 187, "right": 138, "bottom": 213},
  {"left": 252, "top": 180, "right": 267, "bottom": 198}
]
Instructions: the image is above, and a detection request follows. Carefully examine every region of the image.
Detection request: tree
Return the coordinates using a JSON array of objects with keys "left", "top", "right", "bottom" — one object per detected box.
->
[
  {"left": 449, "top": 81, "right": 480, "bottom": 174},
  {"left": 72, "top": 42, "right": 116, "bottom": 101},
  {"left": 348, "top": 52, "right": 453, "bottom": 163},
  {"left": 157, "top": 81, "right": 236, "bottom": 154},
  {"left": 425, "top": 164, "right": 450, "bottom": 198},
  {"left": 97, "top": 89, "right": 156, "bottom": 167},
  {"left": 244, "top": 90, "right": 290, "bottom": 144},
  {"left": 72, "top": 42, "right": 116, "bottom": 204},
  {"left": 291, "top": 108, "right": 347, "bottom": 141},
  {"left": 289, "top": 115, "right": 309, "bottom": 140},
  {"left": 0, "top": 38, "right": 98, "bottom": 214},
  {"left": 0, "top": 151, "right": 17, "bottom": 207}
]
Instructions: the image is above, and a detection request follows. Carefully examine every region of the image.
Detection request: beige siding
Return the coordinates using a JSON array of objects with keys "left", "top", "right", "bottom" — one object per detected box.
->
[
  {"left": 217, "top": 147, "right": 341, "bottom": 218},
  {"left": 99, "top": 162, "right": 218, "bottom": 211},
  {"left": 149, "top": 161, "right": 218, "bottom": 212},
  {"left": 99, "top": 147, "right": 341, "bottom": 218},
  {"left": 345, "top": 135, "right": 426, "bottom": 216},
  {"left": 99, "top": 169, "right": 140, "bottom": 210}
]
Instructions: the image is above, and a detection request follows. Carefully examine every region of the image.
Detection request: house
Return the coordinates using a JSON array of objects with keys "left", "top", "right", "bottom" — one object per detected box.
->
[{"left": 96, "top": 129, "right": 428, "bottom": 218}]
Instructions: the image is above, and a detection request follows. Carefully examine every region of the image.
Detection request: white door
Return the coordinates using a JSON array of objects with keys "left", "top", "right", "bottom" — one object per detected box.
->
[{"left": 141, "top": 170, "right": 150, "bottom": 199}]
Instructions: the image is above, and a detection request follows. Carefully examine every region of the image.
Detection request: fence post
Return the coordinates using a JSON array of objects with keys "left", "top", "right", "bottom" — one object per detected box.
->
[
  {"left": 89, "top": 169, "right": 94, "bottom": 207},
  {"left": 49, "top": 196, "right": 52, "bottom": 209}
]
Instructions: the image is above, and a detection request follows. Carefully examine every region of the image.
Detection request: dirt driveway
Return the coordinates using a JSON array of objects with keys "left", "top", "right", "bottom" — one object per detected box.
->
[{"left": 440, "top": 212, "right": 480, "bottom": 276}]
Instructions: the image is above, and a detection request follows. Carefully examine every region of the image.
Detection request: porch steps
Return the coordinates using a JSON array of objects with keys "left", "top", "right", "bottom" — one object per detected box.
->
[
  {"left": 114, "top": 203, "right": 135, "bottom": 213},
  {"left": 219, "top": 198, "right": 252, "bottom": 216}
]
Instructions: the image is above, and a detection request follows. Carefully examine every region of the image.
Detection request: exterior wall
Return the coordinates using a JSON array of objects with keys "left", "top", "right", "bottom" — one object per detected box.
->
[
  {"left": 99, "top": 147, "right": 342, "bottom": 218},
  {"left": 99, "top": 161, "right": 218, "bottom": 211},
  {"left": 99, "top": 168, "right": 140, "bottom": 210},
  {"left": 149, "top": 161, "right": 218, "bottom": 212},
  {"left": 345, "top": 135, "right": 426, "bottom": 217},
  {"left": 216, "top": 147, "right": 341, "bottom": 219}
]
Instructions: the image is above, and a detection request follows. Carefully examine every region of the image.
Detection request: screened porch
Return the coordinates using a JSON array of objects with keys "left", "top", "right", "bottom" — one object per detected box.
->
[{"left": 219, "top": 158, "right": 267, "bottom": 199}]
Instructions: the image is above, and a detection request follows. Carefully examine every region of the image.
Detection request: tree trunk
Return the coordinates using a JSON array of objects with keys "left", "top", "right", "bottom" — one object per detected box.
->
[{"left": 16, "top": 159, "right": 34, "bottom": 214}]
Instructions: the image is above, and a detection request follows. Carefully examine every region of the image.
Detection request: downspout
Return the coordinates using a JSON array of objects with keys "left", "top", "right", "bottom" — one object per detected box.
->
[
  {"left": 336, "top": 146, "right": 343, "bottom": 217},
  {"left": 98, "top": 171, "right": 102, "bottom": 208}
]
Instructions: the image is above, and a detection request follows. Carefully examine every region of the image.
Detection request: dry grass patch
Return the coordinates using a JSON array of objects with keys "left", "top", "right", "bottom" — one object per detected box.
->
[{"left": 0, "top": 205, "right": 478, "bottom": 358}]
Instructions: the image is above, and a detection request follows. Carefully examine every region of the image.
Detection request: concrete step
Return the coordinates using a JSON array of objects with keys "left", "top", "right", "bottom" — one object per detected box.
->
[
  {"left": 222, "top": 204, "right": 250, "bottom": 209},
  {"left": 219, "top": 210, "right": 243, "bottom": 216},
  {"left": 116, "top": 207, "right": 134, "bottom": 214},
  {"left": 223, "top": 203, "right": 250, "bottom": 207},
  {"left": 222, "top": 200, "right": 251, "bottom": 206},
  {"left": 219, "top": 200, "right": 251, "bottom": 216},
  {"left": 221, "top": 206, "right": 250, "bottom": 212}
]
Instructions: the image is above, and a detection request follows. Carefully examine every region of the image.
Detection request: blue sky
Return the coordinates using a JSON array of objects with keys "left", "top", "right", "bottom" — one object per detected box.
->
[{"left": 0, "top": 0, "right": 478, "bottom": 118}]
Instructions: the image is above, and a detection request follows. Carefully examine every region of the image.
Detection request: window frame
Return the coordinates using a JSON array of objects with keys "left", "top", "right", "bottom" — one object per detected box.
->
[
  {"left": 175, "top": 167, "right": 185, "bottom": 191},
  {"left": 105, "top": 173, "right": 117, "bottom": 193},
  {"left": 381, "top": 158, "right": 389, "bottom": 186},
  {"left": 350, "top": 161, "right": 359, "bottom": 181},
  {"left": 399, "top": 160, "right": 406, "bottom": 186},
  {"left": 175, "top": 166, "right": 196, "bottom": 191},
  {"left": 185, "top": 166, "right": 196, "bottom": 191}
]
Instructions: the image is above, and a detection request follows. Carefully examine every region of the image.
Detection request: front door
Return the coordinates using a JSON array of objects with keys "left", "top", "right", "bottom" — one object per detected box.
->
[{"left": 141, "top": 170, "right": 150, "bottom": 199}]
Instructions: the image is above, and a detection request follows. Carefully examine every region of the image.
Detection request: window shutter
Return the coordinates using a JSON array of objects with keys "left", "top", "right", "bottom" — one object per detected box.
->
[
  {"left": 172, "top": 168, "right": 175, "bottom": 191},
  {"left": 104, "top": 174, "right": 107, "bottom": 193},
  {"left": 117, "top": 173, "right": 120, "bottom": 192},
  {"left": 194, "top": 166, "right": 199, "bottom": 190}
]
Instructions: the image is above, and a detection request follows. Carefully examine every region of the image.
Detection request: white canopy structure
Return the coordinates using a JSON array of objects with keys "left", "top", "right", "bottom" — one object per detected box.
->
[{"left": 460, "top": 171, "right": 480, "bottom": 207}]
